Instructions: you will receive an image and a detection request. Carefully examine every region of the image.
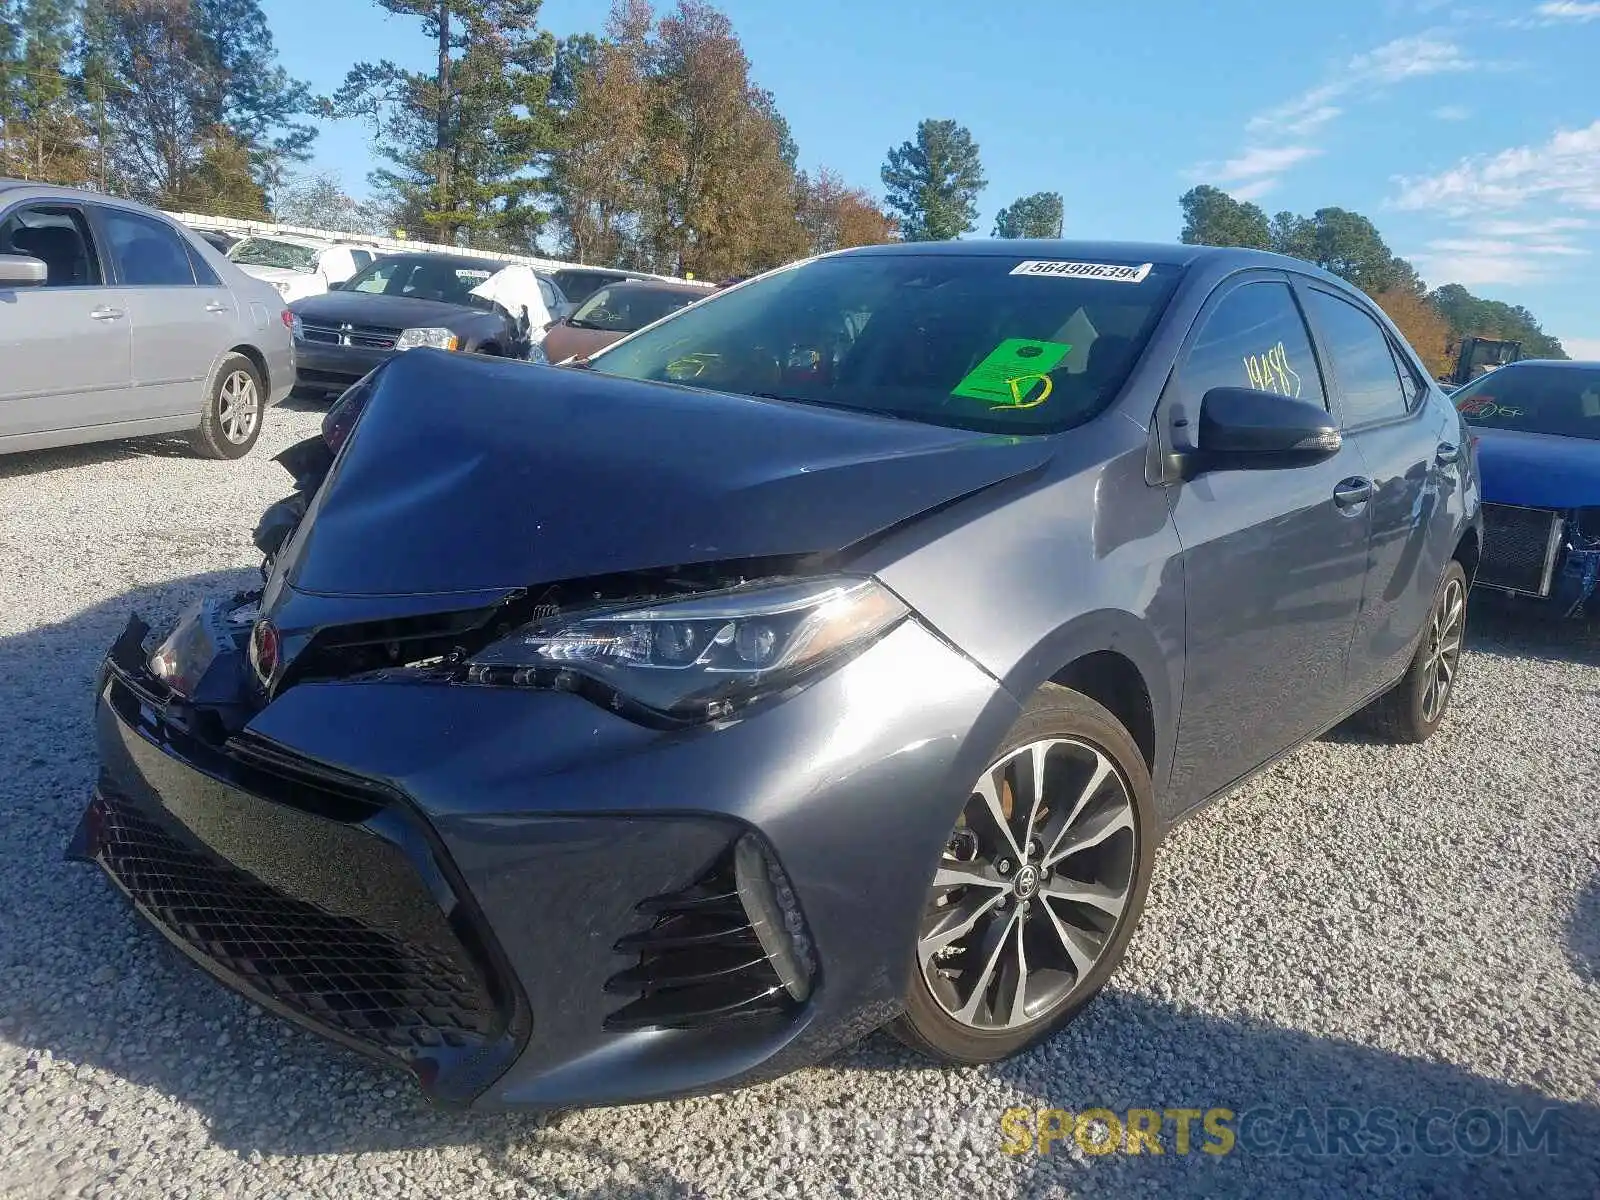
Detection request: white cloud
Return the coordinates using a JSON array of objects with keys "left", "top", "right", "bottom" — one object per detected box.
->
[
  {"left": 1408, "top": 251, "right": 1551, "bottom": 285},
  {"left": 1532, "top": 1, "right": 1600, "bottom": 22},
  {"left": 1392, "top": 119, "right": 1600, "bottom": 215},
  {"left": 1228, "top": 178, "right": 1281, "bottom": 202},
  {"left": 1477, "top": 216, "right": 1591, "bottom": 235},
  {"left": 1198, "top": 35, "right": 1480, "bottom": 197},
  {"left": 1433, "top": 105, "right": 1472, "bottom": 120},
  {"left": 1349, "top": 35, "right": 1477, "bottom": 82},
  {"left": 1422, "top": 237, "right": 1587, "bottom": 255},
  {"left": 1561, "top": 335, "right": 1600, "bottom": 360},
  {"left": 1220, "top": 145, "right": 1322, "bottom": 180}
]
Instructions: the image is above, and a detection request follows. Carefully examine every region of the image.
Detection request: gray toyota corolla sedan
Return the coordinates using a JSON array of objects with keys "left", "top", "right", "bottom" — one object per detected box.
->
[{"left": 72, "top": 240, "right": 1480, "bottom": 1110}]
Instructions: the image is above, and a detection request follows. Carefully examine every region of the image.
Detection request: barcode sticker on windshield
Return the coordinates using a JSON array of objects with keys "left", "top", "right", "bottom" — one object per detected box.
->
[{"left": 1010, "top": 260, "right": 1153, "bottom": 284}]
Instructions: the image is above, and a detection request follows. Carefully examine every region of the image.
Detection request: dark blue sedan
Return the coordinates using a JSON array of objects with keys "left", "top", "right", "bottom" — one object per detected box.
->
[{"left": 1453, "top": 360, "right": 1600, "bottom": 617}]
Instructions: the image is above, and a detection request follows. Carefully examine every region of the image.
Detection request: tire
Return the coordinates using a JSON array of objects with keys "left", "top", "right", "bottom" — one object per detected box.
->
[
  {"left": 192, "top": 354, "right": 265, "bottom": 460},
  {"left": 891, "top": 683, "right": 1157, "bottom": 1065},
  {"left": 1358, "top": 560, "right": 1468, "bottom": 744}
]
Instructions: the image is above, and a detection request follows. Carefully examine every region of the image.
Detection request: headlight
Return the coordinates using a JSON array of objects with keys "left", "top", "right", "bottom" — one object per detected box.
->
[
  {"left": 395, "top": 327, "right": 460, "bottom": 351},
  {"left": 272, "top": 280, "right": 291, "bottom": 295},
  {"left": 462, "top": 576, "right": 907, "bottom": 722},
  {"left": 289, "top": 313, "right": 304, "bottom": 341},
  {"left": 528, "top": 341, "right": 549, "bottom": 364}
]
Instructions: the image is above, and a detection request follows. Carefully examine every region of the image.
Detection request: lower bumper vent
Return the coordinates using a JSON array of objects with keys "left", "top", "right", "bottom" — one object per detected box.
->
[{"left": 605, "top": 836, "right": 814, "bottom": 1031}]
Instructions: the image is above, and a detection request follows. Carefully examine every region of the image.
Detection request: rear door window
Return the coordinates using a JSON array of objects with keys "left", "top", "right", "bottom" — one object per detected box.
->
[
  {"left": 101, "top": 208, "right": 197, "bottom": 286},
  {"left": 1304, "top": 289, "right": 1410, "bottom": 427},
  {"left": 1179, "top": 280, "right": 1327, "bottom": 410},
  {"left": 0, "top": 205, "right": 104, "bottom": 286}
]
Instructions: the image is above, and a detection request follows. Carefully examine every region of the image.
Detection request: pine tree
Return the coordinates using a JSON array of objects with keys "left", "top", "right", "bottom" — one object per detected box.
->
[{"left": 326, "top": 0, "right": 561, "bottom": 249}]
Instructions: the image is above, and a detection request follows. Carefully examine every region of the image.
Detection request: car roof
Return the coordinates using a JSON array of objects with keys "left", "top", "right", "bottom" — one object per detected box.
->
[
  {"left": 831, "top": 237, "right": 1313, "bottom": 270},
  {"left": 378, "top": 252, "right": 510, "bottom": 271},
  {"left": 235, "top": 232, "right": 344, "bottom": 250},
  {"left": 594, "top": 279, "right": 706, "bottom": 296},
  {"left": 1496, "top": 358, "right": 1600, "bottom": 370}
]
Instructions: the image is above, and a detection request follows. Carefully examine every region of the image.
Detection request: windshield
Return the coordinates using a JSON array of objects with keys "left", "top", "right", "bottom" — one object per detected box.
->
[
  {"left": 229, "top": 238, "right": 319, "bottom": 273},
  {"left": 569, "top": 285, "right": 699, "bottom": 333},
  {"left": 342, "top": 256, "right": 504, "bottom": 306},
  {"left": 587, "top": 253, "right": 1181, "bottom": 434},
  {"left": 1453, "top": 364, "right": 1600, "bottom": 442}
]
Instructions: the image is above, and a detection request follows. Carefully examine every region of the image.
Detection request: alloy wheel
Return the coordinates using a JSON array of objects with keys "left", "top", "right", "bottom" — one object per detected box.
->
[
  {"left": 917, "top": 737, "right": 1138, "bottom": 1032},
  {"left": 218, "top": 370, "right": 260, "bottom": 445},
  {"left": 1420, "top": 576, "right": 1465, "bottom": 724}
]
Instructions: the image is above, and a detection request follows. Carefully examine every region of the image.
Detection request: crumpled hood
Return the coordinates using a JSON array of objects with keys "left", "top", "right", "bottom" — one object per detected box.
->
[
  {"left": 1474, "top": 427, "right": 1600, "bottom": 509},
  {"left": 281, "top": 348, "right": 1055, "bottom": 597},
  {"left": 289, "top": 289, "right": 484, "bottom": 330}
]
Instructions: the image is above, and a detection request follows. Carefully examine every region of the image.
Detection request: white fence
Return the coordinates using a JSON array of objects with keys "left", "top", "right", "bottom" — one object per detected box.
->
[{"left": 161, "top": 209, "right": 698, "bottom": 286}]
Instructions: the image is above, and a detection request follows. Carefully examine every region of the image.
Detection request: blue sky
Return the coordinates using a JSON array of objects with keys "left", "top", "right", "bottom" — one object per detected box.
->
[{"left": 259, "top": 0, "right": 1600, "bottom": 354}]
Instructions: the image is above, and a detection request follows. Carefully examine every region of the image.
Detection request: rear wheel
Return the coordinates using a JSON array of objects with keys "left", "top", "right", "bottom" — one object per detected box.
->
[
  {"left": 1359, "top": 560, "right": 1468, "bottom": 744},
  {"left": 892, "top": 684, "right": 1156, "bottom": 1064},
  {"left": 192, "top": 354, "right": 264, "bottom": 460}
]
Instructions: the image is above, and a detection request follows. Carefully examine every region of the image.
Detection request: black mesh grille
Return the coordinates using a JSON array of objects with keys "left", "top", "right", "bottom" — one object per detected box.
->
[
  {"left": 93, "top": 787, "right": 501, "bottom": 1060},
  {"left": 604, "top": 847, "right": 791, "bottom": 1031},
  {"left": 1480, "top": 503, "right": 1561, "bottom": 596}
]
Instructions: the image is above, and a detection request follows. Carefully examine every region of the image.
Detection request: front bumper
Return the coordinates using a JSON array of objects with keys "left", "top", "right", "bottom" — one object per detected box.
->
[
  {"left": 74, "top": 612, "right": 1015, "bottom": 1109},
  {"left": 1476, "top": 501, "right": 1600, "bottom": 617},
  {"left": 292, "top": 340, "right": 394, "bottom": 393}
]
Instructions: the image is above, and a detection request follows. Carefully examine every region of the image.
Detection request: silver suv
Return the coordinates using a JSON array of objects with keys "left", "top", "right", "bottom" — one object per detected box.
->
[{"left": 0, "top": 181, "right": 296, "bottom": 459}]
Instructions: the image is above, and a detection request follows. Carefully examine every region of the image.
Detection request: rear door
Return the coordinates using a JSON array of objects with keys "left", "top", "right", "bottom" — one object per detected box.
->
[
  {"left": 0, "top": 201, "right": 132, "bottom": 437},
  {"left": 1164, "top": 273, "right": 1373, "bottom": 804},
  {"left": 91, "top": 205, "right": 235, "bottom": 420},
  {"left": 1299, "top": 283, "right": 1451, "bottom": 700}
]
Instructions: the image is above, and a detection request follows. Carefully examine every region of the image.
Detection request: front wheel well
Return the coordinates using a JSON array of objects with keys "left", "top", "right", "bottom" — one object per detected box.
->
[{"left": 1049, "top": 651, "right": 1156, "bottom": 773}]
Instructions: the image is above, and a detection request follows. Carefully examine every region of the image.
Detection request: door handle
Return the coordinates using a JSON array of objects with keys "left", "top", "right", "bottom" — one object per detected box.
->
[
  {"left": 204, "top": 301, "right": 230, "bottom": 313},
  {"left": 89, "top": 306, "right": 124, "bottom": 321},
  {"left": 1435, "top": 441, "right": 1460, "bottom": 466},
  {"left": 1333, "top": 477, "right": 1373, "bottom": 509}
]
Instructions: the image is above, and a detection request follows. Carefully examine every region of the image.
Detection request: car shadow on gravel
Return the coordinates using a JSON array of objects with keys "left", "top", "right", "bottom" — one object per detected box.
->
[
  {"left": 822, "top": 992, "right": 1600, "bottom": 1198},
  {"left": 5, "top": 573, "right": 1597, "bottom": 1199},
  {"left": 0, "top": 434, "right": 204, "bottom": 479}
]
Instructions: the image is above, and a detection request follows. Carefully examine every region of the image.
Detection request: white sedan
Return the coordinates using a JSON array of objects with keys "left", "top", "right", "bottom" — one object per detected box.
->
[{"left": 227, "top": 235, "right": 376, "bottom": 303}]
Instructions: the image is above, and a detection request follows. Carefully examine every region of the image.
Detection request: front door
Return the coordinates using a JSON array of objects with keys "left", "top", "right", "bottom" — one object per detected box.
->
[
  {"left": 1163, "top": 274, "right": 1373, "bottom": 807},
  {"left": 0, "top": 202, "right": 132, "bottom": 439}
]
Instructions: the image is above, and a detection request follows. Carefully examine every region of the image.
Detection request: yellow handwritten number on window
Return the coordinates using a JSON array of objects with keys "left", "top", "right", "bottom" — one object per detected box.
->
[{"left": 1242, "top": 341, "right": 1301, "bottom": 399}]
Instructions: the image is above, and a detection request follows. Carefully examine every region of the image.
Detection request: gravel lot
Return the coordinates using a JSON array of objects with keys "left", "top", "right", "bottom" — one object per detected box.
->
[{"left": 1, "top": 403, "right": 1597, "bottom": 1199}]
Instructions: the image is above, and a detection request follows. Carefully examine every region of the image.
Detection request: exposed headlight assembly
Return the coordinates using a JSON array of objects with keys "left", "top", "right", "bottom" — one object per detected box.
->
[
  {"left": 395, "top": 326, "right": 460, "bottom": 351},
  {"left": 462, "top": 576, "right": 907, "bottom": 722}
]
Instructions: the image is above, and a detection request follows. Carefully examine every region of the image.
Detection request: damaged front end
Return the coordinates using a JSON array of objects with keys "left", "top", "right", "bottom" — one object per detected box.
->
[{"left": 1478, "top": 501, "right": 1600, "bottom": 618}]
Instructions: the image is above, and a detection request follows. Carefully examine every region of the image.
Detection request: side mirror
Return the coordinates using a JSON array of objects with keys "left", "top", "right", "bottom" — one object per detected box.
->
[
  {"left": 543, "top": 318, "right": 560, "bottom": 332},
  {"left": 1183, "top": 386, "right": 1342, "bottom": 474},
  {"left": 325, "top": 279, "right": 344, "bottom": 291},
  {"left": 0, "top": 254, "right": 48, "bottom": 288}
]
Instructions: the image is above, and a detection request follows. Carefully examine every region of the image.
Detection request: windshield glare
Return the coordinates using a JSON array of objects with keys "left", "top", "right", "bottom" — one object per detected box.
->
[
  {"left": 229, "top": 238, "right": 319, "bottom": 273},
  {"left": 1453, "top": 365, "right": 1600, "bottom": 441},
  {"left": 342, "top": 257, "right": 502, "bottom": 306},
  {"left": 586, "top": 254, "right": 1180, "bottom": 433},
  {"left": 570, "top": 286, "right": 697, "bottom": 332}
]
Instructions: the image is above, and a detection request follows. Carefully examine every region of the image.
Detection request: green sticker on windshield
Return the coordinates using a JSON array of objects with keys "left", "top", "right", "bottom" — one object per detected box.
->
[{"left": 950, "top": 339, "right": 1072, "bottom": 408}]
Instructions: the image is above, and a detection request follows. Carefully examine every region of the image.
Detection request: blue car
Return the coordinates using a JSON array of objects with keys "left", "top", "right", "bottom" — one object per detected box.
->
[{"left": 1452, "top": 360, "right": 1600, "bottom": 617}]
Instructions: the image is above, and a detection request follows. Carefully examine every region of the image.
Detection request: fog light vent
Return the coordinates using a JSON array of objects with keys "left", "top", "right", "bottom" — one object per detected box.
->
[{"left": 604, "top": 834, "right": 816, "bottom": 1031}]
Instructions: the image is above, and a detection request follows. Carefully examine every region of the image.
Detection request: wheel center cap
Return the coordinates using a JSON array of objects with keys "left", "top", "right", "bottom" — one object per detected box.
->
[{"left": 1013, "top": 864, "right": 1039, "bottom": 900}]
